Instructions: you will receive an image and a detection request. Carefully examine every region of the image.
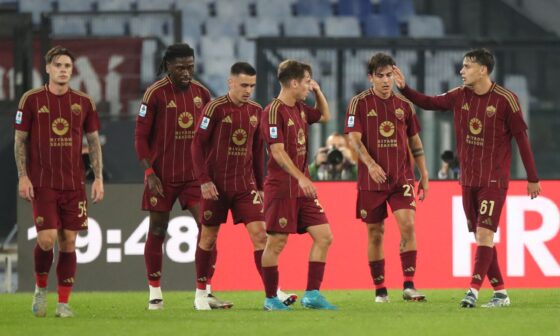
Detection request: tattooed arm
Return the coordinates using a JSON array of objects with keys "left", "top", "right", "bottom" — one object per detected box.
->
[
  {"left": 85, "top": 131, "right": 104, "bottom": 203},
  {"left": 269, "top": 143, "right": 316, "bottom": 198},
  {"left": 14, "top": 130, "right": 34, "bottom": 201},
  {"left": 408, "top": 134, "right": 428, "bottom": 201}
]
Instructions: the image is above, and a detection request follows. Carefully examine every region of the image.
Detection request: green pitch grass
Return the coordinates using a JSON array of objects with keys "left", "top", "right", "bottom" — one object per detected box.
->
[{"left": 1, "top": 289, "right": 558, "bottom": 336}]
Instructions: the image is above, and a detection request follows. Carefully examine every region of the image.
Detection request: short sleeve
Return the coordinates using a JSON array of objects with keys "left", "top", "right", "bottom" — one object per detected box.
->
[
  {"left": 301, "top": 103, "right": 321, "bottom": 125},
  {"left": 14, "top": 93, "right": 33, "bottom": 132},
  {"left": 84, "top": 97, "right": 100, "bottom": 133},
  {"left": 261, "top": 104, "right": 284, "bottom": 145},
  {"left": 344, "top": 96, "right": 364, "bottom": 134},
  {"left": 406, "top": 108, "right": 421, "bottom": 137}
]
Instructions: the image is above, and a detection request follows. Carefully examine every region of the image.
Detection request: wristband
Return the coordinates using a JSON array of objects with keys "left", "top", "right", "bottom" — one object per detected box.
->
[{"left": 145, "top": 167, "right": 155, "bottom": 179}]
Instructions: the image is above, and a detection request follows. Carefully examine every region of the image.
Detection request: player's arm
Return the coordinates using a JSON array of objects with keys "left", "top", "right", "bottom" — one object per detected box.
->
[
  {"left": 347, "top": 131, "right": 387, "bottom": 184},
  {"left": 310, "top": 80, "right": 330, "bottom": 123},
  {"left": 393, "top": 66, "right": 454, "bottom": 111},
  {"left": 134, "top": 100, "right": 164, "bottom": 197},
  {"left": 85, "top": 131, "right": 104, "bottom": 203},
  {"left": 192, "top": 111, "right": 219, "bottom": 200},
  {"left": 513, "top": 131, "right": 541, "bottom": 199},
  {"left": 408, "top": 134, "right": 428, "bottom": 201},
  {"left": 14, "top": 130, "right": 34, "bottom": 201},
  {"left": 269, "top": 143, "right": 316, "bottom": 198},
  {"left": 252, "top": 120, "right": 265, "bottom": 194}
]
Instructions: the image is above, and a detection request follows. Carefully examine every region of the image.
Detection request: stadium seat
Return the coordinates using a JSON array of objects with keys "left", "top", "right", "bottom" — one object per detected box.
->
[
  {"left": 363, "top": 14, "right": 400, "bottom": 37},
  {"left": 336, "top": 0, "right": 371, "bottom": 19},
  {"left": 295, "top": 0, "right": 333, "bottom": 17},
  {"left": 175, "top": 1, "right": 210, "bottom": 19},
  {"left": 242, "top": 17, "right": 281, "bottom": 38},
  {"left": 200, "top": 36, "right": 235, "bottom": 59},
  {"left": 56, "top": 0, "right": 95, "bottom": 12},
  {"left": 214, "top": 0, "right": 251, "bottom": 19},
  {"left": 51, "top": 15, "right": 89, "bottom": 36},
  {"left": 377, "top": 0, "right": 415, "bottom": 19},
  {"left": 130, "top": 15, "right": 175, "bottom": 45},
  {"left": 201, "top": 73, "right": 229, "bottom": 96},
  {"left": 256, "top": 0, "right": 294, "bottom": 18},
  {"left": 204, "top": 17, "right": 242, "bottom": 37},
  {"left": 97, "top": 0, "right": 135, "bottom": 11},
  {"left": 324, "top": 16, "right": 361, "bottom": 37},
  {"left": 406, "top": 15, "right": 444, "bottom": 37},
  {"left": 236, "top": 38, "right": 256, "bottom": 64},
  {"left": 91, "top": 15, "right": 126, "bottom": 36},
  {"left": 19, "top": 0, "right": 54, "bottom": 24},
  {"left": 182, "top": 17, "right": 203, "bottom": 43},
  {"left": 136, "top": 0, "right": 176, "bottom": 11},
  {"left": 283, "top": 17, "right": 321, "bottom": 37}
]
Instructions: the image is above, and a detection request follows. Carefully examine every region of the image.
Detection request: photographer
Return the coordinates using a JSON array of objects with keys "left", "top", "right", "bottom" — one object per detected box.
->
[
  {"left": 438, "top": 150, "right": 460, "bottom": 180},
  {"left": 309, "top": 133, "right": 357, "bottom": 181}
]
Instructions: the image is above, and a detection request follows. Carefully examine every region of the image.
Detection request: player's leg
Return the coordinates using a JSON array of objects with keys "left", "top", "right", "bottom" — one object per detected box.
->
[
  {"left": 367, "top": 222, "right": 389, "bottom": 302},
  {"left": 359, "top": 190, "right": 390, "bottom": 302},
  {"left": 300, "top": 197, "right": 336, "bottom": 310},
  {"left": 55, "top": 229, "right": 78, "bottom": 317},
  {"left": 393, "top": 208, "right": 425, "bottom": 301},
  {"left": 145, "top": 211, "right": 169, "bottom": 310},
  {"left": 33, "top": 228, "right": 57, "bottom": 317},
  {"left": 194, "top": 224, "right": 225, "bottom": 310},
  {"left": 459, "top": 186, "right": 482, "bottom": 307},
  {"left": 262, "top": 232, "right": 290, "bottom": 311},
  {"left": 481, "top": 246, "right": 510, "bottom": 308}
]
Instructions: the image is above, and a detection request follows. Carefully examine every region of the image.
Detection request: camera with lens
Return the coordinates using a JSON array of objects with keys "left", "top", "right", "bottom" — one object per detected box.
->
[{"left": 326, "top": 146, "right": 343, "bottom": 165}]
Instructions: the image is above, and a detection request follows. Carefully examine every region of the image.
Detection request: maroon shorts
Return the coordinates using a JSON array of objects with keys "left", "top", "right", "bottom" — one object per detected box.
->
[
  {"left": 142, "top": 180, "right": 201, "bottom": 212},
  {"left": 462, "top": 185, "right": 507, "bottom": 232},
  {"left": 356, "top": 183, "right": 416, "bottom": 223},
  {"left": 32, "top": 187, "right": 88, "bottom": 232},
  {"left": 264, "top": 197, "right": 329, "bottom": 234},
  {"left": 200, "top": 189, "right": 264, "bottom": 226}
]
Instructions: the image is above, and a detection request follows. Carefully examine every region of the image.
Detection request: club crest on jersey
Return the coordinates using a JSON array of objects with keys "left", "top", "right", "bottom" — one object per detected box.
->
[
  {"left": 278, "top": 217, "right": 288, "bottom": 228},
  {"left": 394, "top": 108, "right": 404, "bottom": 120},
  {"left": 35, "top": 216, "right": 44, "bottom": 226},
  {"left": 232, "top": 128, "right": 248, "bottom": 146},
  {"left": 297, "top": 128, "right": 305, "bottom": 145},
  {"left": 193, "top": 96, "right": 203, "bottom": 108},
  {"left": 150, "top": 196, "right": 158, "bottom": 207},
  {"left": 469, "top": 118, "right": 483, "bottom": 135},
  {"left": 71, "top": 103, "right": 82, "bottom": 116},
  {"left": 270, "top": 126, "right": 277, "bottom": 139},
  {"left": 200, "top": 116, "right": 210, "bottom": 130},
  {"left": 360, "top": 209, "right": 367, "bottom": 219},
  {"left": 15, "top": 110, "right": 23, "bottom": 124},
  {"left": 178, "top": 112, "right": 194, "bottom": 129},
  {"left": 486, "top": 105, "right": 496, "bottom": 118},
  {"left": 52, "top": 118, "right": 69, "bottom": 136},
  {"left": 347, "top": 116, "right": 355, "bottom": 127},
  {"left": 139, "top": 104, "right": 147, "bottom": 117},
  {"left": 379, "top": 121, "right": 395, "bottom": 137},
  {"left": 249, "top": 115, "right": 258, "bottom": 127}
]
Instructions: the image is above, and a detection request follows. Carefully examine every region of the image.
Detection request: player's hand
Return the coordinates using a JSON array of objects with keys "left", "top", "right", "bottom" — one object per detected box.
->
[
  {"left": 18, "top": 175, "right": 34, "bottom": 201},
  {"left": 147, "top": 173, "right": 164, "bottom": 198},
  {"left": 417, "top": 176, "right": 429, "bottom": 201},
  {"left": 201, "top": 181, "right": 219, "bottom": 200},
  {"left": 310, "top": 79, "right": 321, "bottom": 93},
  {"left": 91, "top": 178, "right": 104, "bottom": 203},
  {"left": 367, "top": 163, "right": 387, "bottom": 184},
  {"left": 298, "top": 176, "right": 317, "bottom": 198},
  {"left": 527, "top": 181, "right": 541, "bottom": 199},
  {"left": 392, "top": 66, "right": 406, "bottom": 89}
]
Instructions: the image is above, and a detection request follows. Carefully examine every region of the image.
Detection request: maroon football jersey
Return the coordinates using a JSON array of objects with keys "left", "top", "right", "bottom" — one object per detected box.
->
[
  {"left": 192, "top": 94, "right": 264, "bottom": 191},
  {"left": 14, "top": 85, "right": 99, "bottom": 190},
  {"left": 400, "top": 83, "right": 529, "bottom": 188},
  {"left": 135, "top": 76, "right": 211, "bottom": 183},
  {"left": 344, "top": 88, "right": 420, "bottom": 190},
  {"left": 260, "top": 99, "right": 321, "bottom": 199}
]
